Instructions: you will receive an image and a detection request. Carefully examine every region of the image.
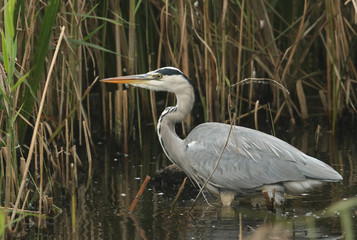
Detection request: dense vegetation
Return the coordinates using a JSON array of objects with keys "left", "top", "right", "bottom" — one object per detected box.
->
[{"left": 0, "top": 0, "right": 356, "bottom": 238}]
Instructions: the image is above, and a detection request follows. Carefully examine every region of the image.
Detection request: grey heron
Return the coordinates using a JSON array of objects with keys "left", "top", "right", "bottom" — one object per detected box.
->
[{"left": 101, "top": 67, "right": 342, "bottom": 206}]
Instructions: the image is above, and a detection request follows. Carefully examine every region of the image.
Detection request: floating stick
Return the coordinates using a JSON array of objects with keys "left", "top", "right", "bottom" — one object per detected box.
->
[
  {"left": 170, "top": 177, "right": 187, "bottom": 213},
  {"left": 129, "top": 214, "right": 148, "bottom": 240},
  {"left": 128, "top": 175, "right": 150, "bottom": 214}
]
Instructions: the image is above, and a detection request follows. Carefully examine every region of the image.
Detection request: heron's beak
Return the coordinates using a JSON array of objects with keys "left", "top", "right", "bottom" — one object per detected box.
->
[{"left": 100, "top": 73, "right": 153, "bottom": 84}]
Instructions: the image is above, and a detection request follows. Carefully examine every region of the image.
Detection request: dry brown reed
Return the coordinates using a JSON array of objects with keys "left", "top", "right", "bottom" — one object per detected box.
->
[
  {"left": 99, "top": 0, "right": 357, "bottom": 145},
  {"left": 70, "top": 163, "right": 76, "bottom": 233},
  {"left": 38, "top": 123, "right": 44, "bottom": 227},
  {"left": 296, "top": 80, "right": 308, "bottom": 119},
  {"left": 82, "top": 121, "right": 93, "bottom": 187},
  {"left": 128, "top": 175, "right": 151, "bottom": 214},
  {"left": 0, "top": 0, "right": 356, "bottom": 237},
  {"left": 254, "top": 100, "right": 260, "bottom": 130},
  {"left": 0, "top": 1, "right": 105, "bottom": 235},
  {"left": 123, "top": 90, "right": 129, "bottom": 154},
  {"left": 10, "top": 26, "right": 66, "bottom": 225},
  {"left": 170, "top": 177, "right": 188, "bottom": 213}
]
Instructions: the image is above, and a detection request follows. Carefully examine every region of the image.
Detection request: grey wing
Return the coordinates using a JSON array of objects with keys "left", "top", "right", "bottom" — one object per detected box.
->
[{"left": 184, "top": 123, "right": 341, "bottom": 191}]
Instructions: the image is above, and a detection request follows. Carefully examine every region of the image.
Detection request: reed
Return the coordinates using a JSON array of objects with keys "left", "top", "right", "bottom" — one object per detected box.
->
[
  {"left": 123, "top": 90, "right": 129, "bottom": 154},
  {"left": 296, "top": 80, "right": 308, "bottom": 119},
  {"left": 0, "top": 209, "right": 4, "bottom": 240},
  {"left": 108, "top": 91, "right": 113, "bottom": 132},
  {"left": 107, "top": 0, "right": 343, "bottom": 143},
  {"left": 114, "top": 90, "right": 121, "bottom": 138},
  {"left": 254, "top": 100, "right": 259, "bottom": 130},
  {"left": 38, "top": 123, "right": 44, "bottom": 227},
  {"left": 326, "top": 197, "right": 357, "bottom": 239},
  {"left": 82, "top": 120, "right": 93, "bottom": 187},
  {"left": 0, "top": 0, "right": 111, "bottom": 235},
  {"left": 0, "top": 0, "right": 355, "bottom": 237},
  {"left": 70, "top": 163, "right": 76, "bottom": 233}
]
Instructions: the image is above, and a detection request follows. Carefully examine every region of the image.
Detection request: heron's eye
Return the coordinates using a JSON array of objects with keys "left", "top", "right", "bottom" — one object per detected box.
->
[{"left": 156, "top": 74, "right": 163, "bottom": 79}]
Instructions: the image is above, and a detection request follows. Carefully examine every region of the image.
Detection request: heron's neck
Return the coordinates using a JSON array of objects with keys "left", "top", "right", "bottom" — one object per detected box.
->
[{"left": 157, "top": 84, "right": 194, "bottom": 166}]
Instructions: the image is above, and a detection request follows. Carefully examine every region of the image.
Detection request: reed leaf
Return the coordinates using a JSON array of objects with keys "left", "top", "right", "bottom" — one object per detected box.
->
[
  {"left": 4, "top": 0, "right": 15, "bottom": 39},
  {"left": 10, "top": 72, "right": 29, "bottom": 92},
  {"left": 0, "top": 1, "right": 355, "bottom": 237},
  {"left": 0, "top": 209, "right": 4, "bottom": 240},
  {"left": 67, "top": 38, "right": 119, "bottom": 55},
  {"left": 18, "top": 0, "right": 61, "bottom": 143},
  {"left": 65, "top": 11, "right": 125, "bottom": 25},
  {"left": 1, "top": 32, "right": 10, "bottom": 79},
  {"left": 0, "top": 85, "right": 9, "bottom": 106}
]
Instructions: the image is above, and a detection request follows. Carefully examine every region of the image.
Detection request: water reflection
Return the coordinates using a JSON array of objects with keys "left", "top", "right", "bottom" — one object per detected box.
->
[{"left": 46, "top": 123, "right": 356, "bottom": 239}]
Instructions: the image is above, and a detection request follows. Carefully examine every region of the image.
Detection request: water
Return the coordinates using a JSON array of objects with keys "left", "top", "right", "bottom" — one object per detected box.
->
[{"left": 37, "top": 122, "right": 356, "bottom": 239}]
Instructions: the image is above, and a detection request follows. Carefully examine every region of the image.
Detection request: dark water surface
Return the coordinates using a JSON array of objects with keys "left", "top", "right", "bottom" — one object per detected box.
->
[{"left": 39, "top": 122, "right": 356, "bottom": 239}]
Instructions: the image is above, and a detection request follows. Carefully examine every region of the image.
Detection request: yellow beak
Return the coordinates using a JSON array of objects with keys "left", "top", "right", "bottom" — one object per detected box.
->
[{"left": 100, "top": 73, "right": 152, "bottom": 84}]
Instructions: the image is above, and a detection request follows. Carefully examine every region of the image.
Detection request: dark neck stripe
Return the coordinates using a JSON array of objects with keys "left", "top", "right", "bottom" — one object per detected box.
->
[{"left": 157, "top": 106, "right": 178, "bottom": 164}]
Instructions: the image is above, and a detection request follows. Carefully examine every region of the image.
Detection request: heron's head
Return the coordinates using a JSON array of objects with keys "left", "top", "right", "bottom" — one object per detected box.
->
[{"left": 100, "top": 67, "right": 191, "bottom": 93}]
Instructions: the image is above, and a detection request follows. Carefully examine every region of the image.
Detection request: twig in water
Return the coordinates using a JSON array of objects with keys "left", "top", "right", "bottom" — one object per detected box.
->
[
  {"left": 170, "top": 177, "right": 187, "bottom": 213},
  {"left": 129, "top": 214, "right": 148, "bottom": 240},
  {"left": 128, "top": 175, "right": 151, "bottom": 214},
  {"left": 239, "top": 212, "right": 242, "bottom": 240}
]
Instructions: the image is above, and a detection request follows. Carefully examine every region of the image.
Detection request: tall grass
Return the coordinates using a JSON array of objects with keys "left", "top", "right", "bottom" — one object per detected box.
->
[
  {"left": 101, "top": 0, "right": 357, "bottom": 141},
  {"left": 0, "top": 0, "right": 356, "bottom": 238},
  {"left": 0, "top": 0, "right": 115, "bottom": 237}
]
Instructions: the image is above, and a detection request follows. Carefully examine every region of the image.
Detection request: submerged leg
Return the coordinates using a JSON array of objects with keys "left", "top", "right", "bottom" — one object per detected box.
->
[
  {"left": 220, "top": 191, "right": 235, "bottom": 206},
  {"left": 262, "top": 190, "right": 275, "bottom": 212}
]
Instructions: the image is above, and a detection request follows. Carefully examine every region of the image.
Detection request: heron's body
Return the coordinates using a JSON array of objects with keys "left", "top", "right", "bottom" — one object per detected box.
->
[
  {"left": 183, "top": 123, "right": 339, "bottom": 203},
  {"left": 102, "top": 67, "right": 342, "bottom": 206}
]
